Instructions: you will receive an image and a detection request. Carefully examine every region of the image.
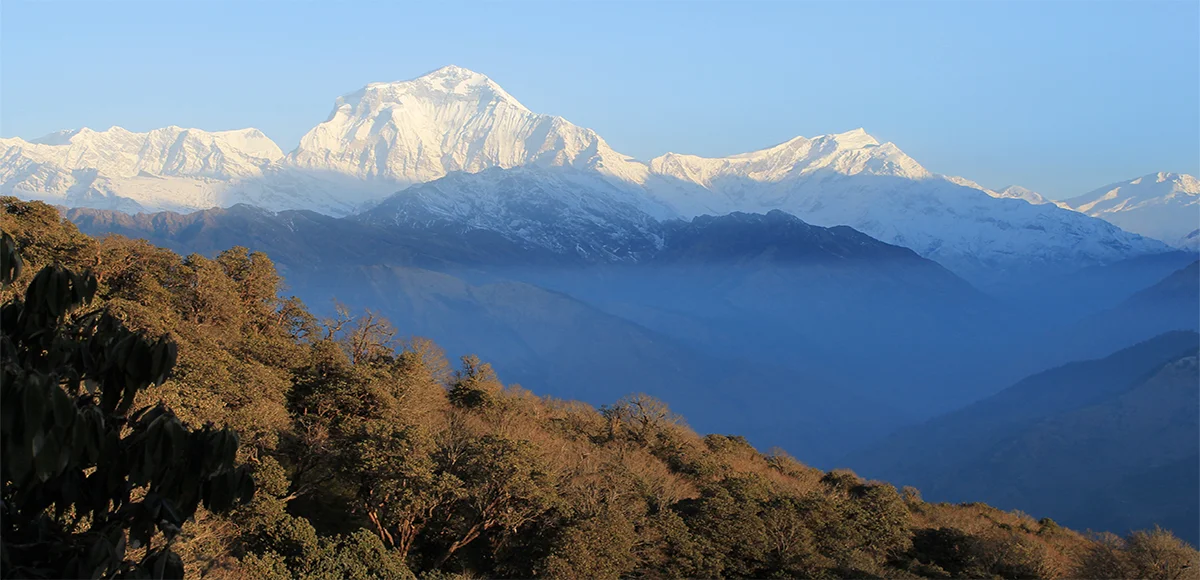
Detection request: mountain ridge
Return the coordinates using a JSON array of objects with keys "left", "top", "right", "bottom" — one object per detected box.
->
[{"left": 1063, "top": 172, "right": 1199, "bottom": 248}]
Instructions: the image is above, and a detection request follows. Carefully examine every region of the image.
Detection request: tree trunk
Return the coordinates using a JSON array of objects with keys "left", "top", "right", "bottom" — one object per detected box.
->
[
  {"left": 367, "top": 509, "right": 396, "bottom": 548},
  {"left": 434, "top": 520, "right": 487, "bottom": 569}
]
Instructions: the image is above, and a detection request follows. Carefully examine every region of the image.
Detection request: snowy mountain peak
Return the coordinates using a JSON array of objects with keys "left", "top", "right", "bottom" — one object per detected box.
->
[
  {"left": 285, "top": 66, "right": 651, "bottom": 187},
  {"left": 1154, "top": 171, "right": 1198, "bottom": 188},
  {"left": 347, "top": 65, "right": 529, "bottom": 114},
  {"left": 826, "top": 127, "right": 880, "bottom": 149},
  {"left": 1067, "top": 172, "right": 1199, "bottom": 213},
  {"left": 1130, "top": 172, "right": 1187, "bottom": 186},
  {"left": 1062, "top": 172, "right": 1199, "bottom": 248},
  {"left": 1, "top": 125, "right": 283, "bottom": 178},
  {"left": 413, "top": 64, "right": 494, "bottom": 85},
  {"left": 647, "top": 128, "right": 929, "bottom": 196}
]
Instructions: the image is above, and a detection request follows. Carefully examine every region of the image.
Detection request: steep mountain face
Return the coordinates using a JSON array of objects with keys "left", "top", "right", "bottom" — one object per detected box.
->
[
  {"left": 3, "top": 65, "right": 1173, "bottom": 283},
  {"left": 287, "top": 65, "right": 653, "bottom": 195},
  {"left": 1063, "top": 172, "right": 1200, "bottom": 248},
  {"left": 854, "top": 331, "right": 1200, "bottom": 545}
]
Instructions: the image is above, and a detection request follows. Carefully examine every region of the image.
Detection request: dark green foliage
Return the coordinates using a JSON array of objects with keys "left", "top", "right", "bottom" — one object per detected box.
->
[
  {"left": 0, "top": 230, "right": 254, "bottom": 579},
  {"left": 676, "top": 476, "right": 772, "bottom": 578},
  {"left": 904, "top": 526, "right": 1058, "bottom": 580},
  {"left": 541, "top": 507, "right": 639, "bottom": 579},
  {"left": 0, "top": 231, "right": 22, "bottom": 290},
  {"left": 908, "top": 527, "right": 988, "bottom": 578}
]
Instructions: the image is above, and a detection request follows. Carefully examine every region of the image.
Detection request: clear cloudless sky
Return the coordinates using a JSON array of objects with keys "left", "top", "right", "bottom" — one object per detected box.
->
[{"left": 1, "top": 0, "right": 1197, "bottom": 199}]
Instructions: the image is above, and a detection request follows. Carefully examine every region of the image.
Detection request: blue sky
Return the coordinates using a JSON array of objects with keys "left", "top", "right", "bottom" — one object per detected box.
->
[{"left": 1, "top": 1, "right": 1196, "bottom": 199}]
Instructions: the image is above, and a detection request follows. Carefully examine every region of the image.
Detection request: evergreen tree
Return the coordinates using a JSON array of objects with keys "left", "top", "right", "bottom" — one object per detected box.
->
[{"left": 0, "top": 230, "right": 254, "bottom": 579}]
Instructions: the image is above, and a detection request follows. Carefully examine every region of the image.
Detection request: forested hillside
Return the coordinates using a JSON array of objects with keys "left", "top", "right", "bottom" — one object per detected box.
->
[{"left": 3, "top": 196, "right": 1197, "bottom": 579}]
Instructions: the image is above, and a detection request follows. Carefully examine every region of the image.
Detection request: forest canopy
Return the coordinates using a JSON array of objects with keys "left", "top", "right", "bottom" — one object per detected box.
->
[{"left": 1, "top": 196, "right": 1197, "bottom": 579}]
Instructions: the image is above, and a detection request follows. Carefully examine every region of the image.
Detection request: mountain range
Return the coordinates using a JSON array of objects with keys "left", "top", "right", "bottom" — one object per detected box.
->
[{"left": 2, "top": 65, "right": 1189, "bottom": 287}]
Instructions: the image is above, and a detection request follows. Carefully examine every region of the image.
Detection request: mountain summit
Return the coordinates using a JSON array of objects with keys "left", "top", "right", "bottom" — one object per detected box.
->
[
  {"left": 641, "top": 128, "right": 931, "bottom": 216},
  {"left": 287, "top": 65, "right": 650, "bottom": 190}
]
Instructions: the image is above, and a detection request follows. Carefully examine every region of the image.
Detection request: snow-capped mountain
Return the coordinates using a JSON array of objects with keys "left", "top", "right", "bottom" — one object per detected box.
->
[
  {"left": 0, "top": 126, "right": 283, "bottom": 213},
  {"left": 630, "top": 132, "right": 1166, "bottom": 280},
  {"left": 288, "top": 65, "right": 651, "bottom": 194},
  {"left": 0, "top": 124, "right": 412, "bottom": 216},
  {"left": 12, "top": 125, "right": 282, "bottom": 176},
  {"left": 641, "top": 129, "right": 927, "bottom": 215},
  {"left": 0, "top": 65, "right": 1175, "bottom": 281},
  {"left": 1062, "top": 172, "right": 1199, "bottom": 249}
]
